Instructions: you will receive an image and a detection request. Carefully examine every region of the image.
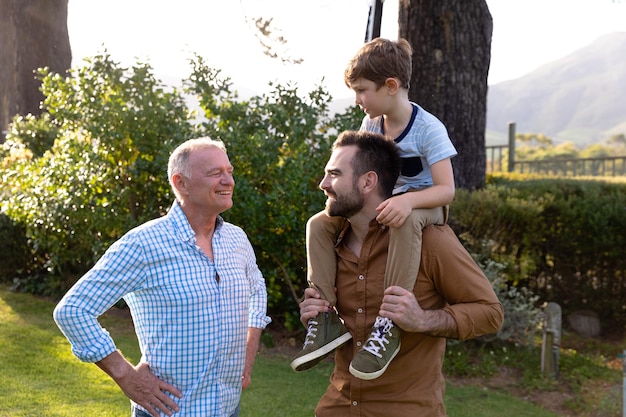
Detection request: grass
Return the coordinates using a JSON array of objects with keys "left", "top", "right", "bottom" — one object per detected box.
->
[{"left": 2, "top": 284, "right": 618, "bottom": 417}]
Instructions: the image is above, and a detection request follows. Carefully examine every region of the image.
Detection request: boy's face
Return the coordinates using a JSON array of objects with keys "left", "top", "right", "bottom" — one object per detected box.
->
[{"left": 349, "top": 78, "right": 390, "bottom": 119}]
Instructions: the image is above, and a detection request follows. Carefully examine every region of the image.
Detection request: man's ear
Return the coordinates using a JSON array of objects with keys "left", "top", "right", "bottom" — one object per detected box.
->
[
  {"left": 172, "top": 173, "right": 188, "bottom": 196},
  {"left": 361, "top": 171, "right": 379, "bottom": 193}
]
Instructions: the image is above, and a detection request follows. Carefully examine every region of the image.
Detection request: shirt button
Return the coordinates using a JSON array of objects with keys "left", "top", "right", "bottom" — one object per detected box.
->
[
  {"left": 357, "top": 308, "right": 363, "bottom": 313},
  {"left": 356, "top": 341, "right": 362, "bottom": 347},
  {"left": 352, "top": 401, "right": 358, "bottom": 406},
  {"left": 358, "top": 274, "right": 364, "bottom": 280}
]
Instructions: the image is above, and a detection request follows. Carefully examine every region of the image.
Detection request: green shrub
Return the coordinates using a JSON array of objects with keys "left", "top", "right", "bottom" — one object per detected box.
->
[
  {"left": 473, "top": 248, "right": 542, "bottom": 345},
  {"left": 1, "top": 53, "right": 193, "bottom": 297},
  {"left": 451, "top": 175, "right": 626, "bottom": 330},
  {"left": 5, "top": 113, "right": 58, "bottom": 157},
  {"left": 184, "top": 55, "right": 362, "bottom": 322},
  {"left": 0, "top": 52, "right": 363, "bottom": 319},
  {"left": 0, "top": 213, "right": 30, "bottom": 284}
]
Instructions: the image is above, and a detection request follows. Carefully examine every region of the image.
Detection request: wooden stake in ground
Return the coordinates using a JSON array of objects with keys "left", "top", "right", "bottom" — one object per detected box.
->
[{"left": 541, "top": 302, "right": 561, "bottom": 379}]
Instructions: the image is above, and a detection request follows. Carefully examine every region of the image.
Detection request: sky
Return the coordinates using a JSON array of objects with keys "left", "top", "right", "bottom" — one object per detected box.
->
[{"left": 67, "top": 0, "right": 626, "bottom": 99}]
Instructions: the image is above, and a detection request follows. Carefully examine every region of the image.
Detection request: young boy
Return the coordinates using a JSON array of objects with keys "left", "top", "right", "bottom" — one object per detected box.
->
[{"left": 291, "top": 38, "right": 457, "bottom": 380}]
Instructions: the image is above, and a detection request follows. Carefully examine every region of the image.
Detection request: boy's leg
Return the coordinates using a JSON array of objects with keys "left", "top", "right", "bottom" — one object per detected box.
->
[
  {"left": 306, "top": 211, "right": 344, "bottom": 305},
  {"left": 349, "top": 206, "right": 447, "bottom": 380},
  {"left": 385, "top": 206, "right": 446, "bottom": 289},
  {"left": 291, "top": 211, "right": 352, "bottom": 372}
]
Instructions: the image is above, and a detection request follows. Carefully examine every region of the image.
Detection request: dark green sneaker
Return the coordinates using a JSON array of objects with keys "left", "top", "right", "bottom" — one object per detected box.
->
[
  {"left": 349, "top": 316, "right": 401, "bottom": 380},
  {"left": 290, "top": 311, "right": 352, "bottom": 372}
]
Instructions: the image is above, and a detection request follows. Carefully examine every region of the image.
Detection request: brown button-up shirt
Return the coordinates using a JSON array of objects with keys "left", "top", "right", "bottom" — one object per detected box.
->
[{"left": 315, "top": 223, "right": 504, "bottom": 417}]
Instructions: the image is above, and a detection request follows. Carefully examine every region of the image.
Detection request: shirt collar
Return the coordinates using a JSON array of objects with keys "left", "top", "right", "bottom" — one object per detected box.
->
[
  {"left": 336, "top": 217, "right": 386, "bottom": 246},
  {"left": 167, "top": 200, "right": 224, "bottom": 242}
]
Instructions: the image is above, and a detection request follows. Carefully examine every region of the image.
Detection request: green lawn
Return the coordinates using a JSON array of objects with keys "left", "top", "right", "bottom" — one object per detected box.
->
[{"left": 0, "top": 285, "right": 560, "bottom": 417}]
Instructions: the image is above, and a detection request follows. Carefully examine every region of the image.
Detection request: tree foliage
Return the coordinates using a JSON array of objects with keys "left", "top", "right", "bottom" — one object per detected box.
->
[
  {"left": 183, "top": 55, "right": 360, "bottom": 327},
  {"left": 1, "top": 53, "right": 362, "bottom": 325},
  {"left": 1, "top": 53, "right": 193, "bottom": 294},
  {"left": 451, "top": 178, "right": 626, "bottom": 328}
]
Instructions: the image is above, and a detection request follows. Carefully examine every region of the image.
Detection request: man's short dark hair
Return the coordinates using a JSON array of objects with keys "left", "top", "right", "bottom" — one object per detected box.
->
[{"left": 333, "top": 131, "right": 401, "bottom": 198}]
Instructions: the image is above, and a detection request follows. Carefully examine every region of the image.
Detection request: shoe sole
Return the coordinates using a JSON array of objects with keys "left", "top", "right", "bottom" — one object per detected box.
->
[
  {"left": 348, "top": 342, "right": 401, "bottom": 380},
  {"left": 290, "top": 332, "right": 353, "bottom": 372}
]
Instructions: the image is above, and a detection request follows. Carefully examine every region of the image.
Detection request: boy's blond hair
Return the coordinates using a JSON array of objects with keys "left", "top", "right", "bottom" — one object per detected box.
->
[{"left": 344, "top": 38, "right": 413, "bottom": 90}]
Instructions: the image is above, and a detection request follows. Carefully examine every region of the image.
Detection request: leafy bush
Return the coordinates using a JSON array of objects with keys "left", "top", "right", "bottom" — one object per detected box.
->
[
  {"left": 476, "top": 252, "right": 542, "bottom": 345},
  {"left": 5, "top": 113, "right": 58, "bottom": 158},
  {"left": 0, "top": 52, "right": 363, "bottom": 322},
  {"left": 0, "top": 213, "right": 30, "bottom": 284},
  {"left": 184, "top": 55, "right": 362, "bottom": 327},
  {"left": 451, "top": 175, "right": 626, "bottom": 331},
  {"left": 1, "top": 53, "right": 193, "bottom": 296}
]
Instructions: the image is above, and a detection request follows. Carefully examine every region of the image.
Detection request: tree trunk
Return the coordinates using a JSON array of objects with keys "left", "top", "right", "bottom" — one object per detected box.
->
[
  {"left": 398, "top": 0, "right": 492, "bottom": 190},
  {"left": 0, "top": 0, "right": 71, "bottom": 140}
]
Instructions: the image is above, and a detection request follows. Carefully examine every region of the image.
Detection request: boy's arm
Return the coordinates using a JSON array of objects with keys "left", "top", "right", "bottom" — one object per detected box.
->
[
  {"left": 401, "top": 158, "right": 455, "bottom": 208},
  {"left": 376, "top": 158, "right": 455, "bottom": 227}
]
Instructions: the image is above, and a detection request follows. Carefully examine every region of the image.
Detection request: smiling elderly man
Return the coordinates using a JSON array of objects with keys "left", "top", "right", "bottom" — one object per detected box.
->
[{"left": 54, "top": 137, "right": 271, "bottom": 417}]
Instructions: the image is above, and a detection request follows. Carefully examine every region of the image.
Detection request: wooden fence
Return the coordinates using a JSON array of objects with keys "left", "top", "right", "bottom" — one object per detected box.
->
[{"left": 486, "top": 123, "right": 626, "bottom": 177}]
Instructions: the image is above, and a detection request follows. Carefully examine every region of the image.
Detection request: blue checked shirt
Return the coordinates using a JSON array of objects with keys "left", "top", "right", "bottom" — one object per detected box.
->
[{"left": 54, "top": 201, "right": 271, "bottom": 416}]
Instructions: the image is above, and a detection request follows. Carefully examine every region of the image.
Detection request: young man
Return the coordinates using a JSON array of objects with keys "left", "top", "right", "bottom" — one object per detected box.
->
[
  {"left": 299, "top": 130, "right": 503, "bottom": 416},
  {"left": 292, "top": 38, "right": 457, "bottom": 380},
  {"left": 54, "top": 137, "right": 271, "bottom": 417}
]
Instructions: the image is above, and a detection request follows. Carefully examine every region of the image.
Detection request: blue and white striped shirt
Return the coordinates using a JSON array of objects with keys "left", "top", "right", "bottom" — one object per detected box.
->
[
  {"left": 54, "top": 201, "right": 271, "bottom": 416},
  {"left": 361, "top": 102, "right": 458, "bottom": 194}
]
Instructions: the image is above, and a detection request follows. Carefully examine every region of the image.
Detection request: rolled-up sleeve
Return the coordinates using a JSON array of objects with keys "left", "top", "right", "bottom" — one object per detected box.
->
[
  {"left": 53, "top": 236, "right": 145, "bottom": 362},
  {"left": 244, "top": 241, "right": 272, "bottom": 330},
  {"left": 424, "top": 226, "right": 504, "bottom": 340}
]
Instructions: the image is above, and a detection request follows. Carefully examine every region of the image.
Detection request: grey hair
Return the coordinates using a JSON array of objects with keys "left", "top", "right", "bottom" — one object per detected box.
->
[{"left": 167, "top": 137, "right": 227, "bottom": 191}]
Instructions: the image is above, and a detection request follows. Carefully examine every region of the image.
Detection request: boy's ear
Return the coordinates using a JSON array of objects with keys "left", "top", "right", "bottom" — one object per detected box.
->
[{"left": 385, "top": 77, "right": 400, "bottom": 95}]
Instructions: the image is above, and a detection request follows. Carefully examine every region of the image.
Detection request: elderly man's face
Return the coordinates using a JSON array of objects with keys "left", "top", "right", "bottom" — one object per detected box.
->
[
  {"left": 181, "top": 147, "right": 235, "bottom": 214},
  {"left": 319, "top": 145, "right": 365, "bottom": 218}
]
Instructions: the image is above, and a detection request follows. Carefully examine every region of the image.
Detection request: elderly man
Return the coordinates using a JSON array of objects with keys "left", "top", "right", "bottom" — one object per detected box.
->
[{"left": 54, "top": 137, "right": 271, "bottom": 417}]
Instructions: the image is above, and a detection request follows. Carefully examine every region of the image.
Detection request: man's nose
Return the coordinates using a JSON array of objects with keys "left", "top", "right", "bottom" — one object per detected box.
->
[
  {"left": 222, "top": 173, "right": 235, "bottom": 185},
  {"left": 319, "top": 175, "right": 329, "bottom": 190}
]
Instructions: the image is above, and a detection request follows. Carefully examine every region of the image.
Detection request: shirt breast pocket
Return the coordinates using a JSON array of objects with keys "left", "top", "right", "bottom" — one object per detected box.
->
[{"left": 401, "top": 156, "right": 424, "bottom": 178}]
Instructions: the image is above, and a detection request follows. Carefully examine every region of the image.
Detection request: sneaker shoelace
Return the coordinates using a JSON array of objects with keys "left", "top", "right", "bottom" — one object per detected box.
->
[
  {"left": 362, "top": 317, "right": 394, "bottom": 358},
  {"left": 302, "top": 319, "right": 319, "bottom": 348}
]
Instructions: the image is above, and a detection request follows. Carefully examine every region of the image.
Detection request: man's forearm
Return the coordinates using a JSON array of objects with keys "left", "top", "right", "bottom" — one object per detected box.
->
[
  {"left": 244, "top": 327, "right": 263, "bottom": 376},
  {"left": 382, "top": 287, "right": 459, "bottom": 338},
  {"left": 96, "top": 350, "right": 134, "bottom": 382},
  {"left": 420, "top": 309, "right": 459, "bottom": 339},
  {"left": 96, "top": 350, "right": 183, "bottom": 416}
]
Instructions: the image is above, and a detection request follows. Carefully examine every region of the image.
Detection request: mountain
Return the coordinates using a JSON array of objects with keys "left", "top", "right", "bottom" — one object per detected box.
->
[
  {"left": 331, "top": 33, "right": 626, "bottom": 148},
  {"left": 487, "top": 32, "right": 626, "bottom": 146}
]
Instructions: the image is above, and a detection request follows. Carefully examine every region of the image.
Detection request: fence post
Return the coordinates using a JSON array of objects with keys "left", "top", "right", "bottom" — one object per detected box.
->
[
  {"left": 507, "top": 122, "right": 516, "bottom": 172},
  {"left": 541, "top": 302, "right": 561, "bottom": 379},
  {"left": 622, "top": 350, "right": 625, "bottom": 417}
]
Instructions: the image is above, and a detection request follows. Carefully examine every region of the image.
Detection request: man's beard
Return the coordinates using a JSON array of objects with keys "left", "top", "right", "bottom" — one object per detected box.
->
[{"left": 325, "top": 187, "right": 364, "bottom": 218}]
